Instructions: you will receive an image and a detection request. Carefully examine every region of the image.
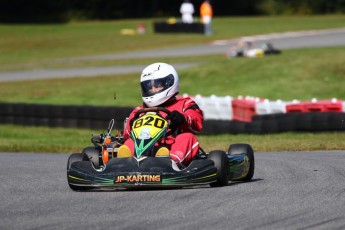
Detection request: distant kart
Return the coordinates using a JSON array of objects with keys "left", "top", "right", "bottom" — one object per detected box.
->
[
  {"left": 67, "top": 107, "right": 255, "bottom": 190},
  {"left": 262, "top": 42, "right": 281, "bottom": 55},
  {"left": 228, "top": 42, "right": 281, "bottom": 58}
]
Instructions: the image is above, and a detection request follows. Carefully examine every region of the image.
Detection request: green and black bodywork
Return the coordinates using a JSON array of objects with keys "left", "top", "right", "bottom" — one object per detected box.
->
[
  {"left": 67, "top": 143, "right": 254, "bottom": 190},
  {"left": 67, "top": 107, "right": 255, "bottom": 191}
]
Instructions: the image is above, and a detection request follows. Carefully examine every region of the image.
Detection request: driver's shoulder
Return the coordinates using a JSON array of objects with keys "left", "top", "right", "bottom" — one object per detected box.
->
[
  {"left": 130, "top": 106, "right": 144, "bottom": 116},
  {"left": 170, "top": 97, "right": 200, "bottom": 113},
  {"left": 178, "top": 96, "right": 197, "bottom": 107},
  {"left": 134, "top": 105, "right": 144, "bottom": 110}
]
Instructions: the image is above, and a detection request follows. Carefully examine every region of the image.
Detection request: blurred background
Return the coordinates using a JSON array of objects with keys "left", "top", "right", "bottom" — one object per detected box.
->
[
  {"left": 1, "top": 0, "right": 345, "bottom": 23},
  {"left": 1, "top": 0, "right": 345, "bottom": 152}
]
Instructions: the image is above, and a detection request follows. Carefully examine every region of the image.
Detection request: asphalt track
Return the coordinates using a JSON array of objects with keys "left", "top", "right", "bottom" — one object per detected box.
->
[
  {"left": 0, "top": 28, "right": 345, "bottom": 82},
  {"left": 1, "top": 151, "right": 345, "bottom": 230}
]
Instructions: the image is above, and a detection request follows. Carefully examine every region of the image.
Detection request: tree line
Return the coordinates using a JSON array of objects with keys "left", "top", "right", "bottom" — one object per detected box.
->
[{"left": 1, "top": 0, "right": 344, "bottom": 23}]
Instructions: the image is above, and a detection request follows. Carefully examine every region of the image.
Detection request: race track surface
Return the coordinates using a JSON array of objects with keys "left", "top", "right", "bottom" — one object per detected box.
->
[{"left": 1, "top": 151, "right": 344, "bottom": 230}]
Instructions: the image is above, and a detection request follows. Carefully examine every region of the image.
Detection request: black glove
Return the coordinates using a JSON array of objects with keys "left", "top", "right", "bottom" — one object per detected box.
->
[{"left": 168, "top": 110, "right": 186, "bottom": 127}]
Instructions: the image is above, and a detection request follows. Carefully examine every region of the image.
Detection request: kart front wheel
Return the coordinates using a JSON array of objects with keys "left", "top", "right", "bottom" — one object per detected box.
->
[
  {"left": 228, "top": 143, "right": 255, "bottom": 182},
  {"left": 82, "top": 147, "right": 101, "bottom": 169},
  {"left": 67, "top": 153, "right": 90, "bottom": 191},
  {"left": 67, "top": 153, "right": 83, "bottom": 170},
  {"left": 208, "top": 150, "right": 229, "bottom": 187}
]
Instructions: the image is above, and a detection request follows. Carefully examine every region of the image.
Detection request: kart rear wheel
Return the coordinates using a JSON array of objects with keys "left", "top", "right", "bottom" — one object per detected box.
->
[
  {"left": 67, "top": 153, "right": 90, "bottom": 191},
  {"left": 208, "top": 150, "right": 229, "bottom": 187},
  {"left": 228, "top": 143, "right": 254, "bottom": 182}
]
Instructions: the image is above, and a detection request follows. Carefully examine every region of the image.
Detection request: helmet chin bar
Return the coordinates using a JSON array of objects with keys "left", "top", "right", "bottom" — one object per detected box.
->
[{"left": 144, "top": 89, "right": 180, "bottom": 107}]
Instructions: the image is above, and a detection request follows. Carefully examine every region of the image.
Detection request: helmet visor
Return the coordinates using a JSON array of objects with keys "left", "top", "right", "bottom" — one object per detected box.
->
[{"left": 141, "top": 74, "right": 175, "bottom": 97}]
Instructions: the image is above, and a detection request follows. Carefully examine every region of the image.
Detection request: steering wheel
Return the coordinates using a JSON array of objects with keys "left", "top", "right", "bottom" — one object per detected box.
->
[{"left": 132, "top": 107, "right": 171, "bottom": 120}]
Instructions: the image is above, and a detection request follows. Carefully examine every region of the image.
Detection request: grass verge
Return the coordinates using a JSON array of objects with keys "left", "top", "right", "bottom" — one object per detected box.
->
[
  {"left": 1, "top": 46, "right": 345, "bottom": 105},
  {"left": 1, "top": 124, "right": 344, "bottom": 153}
]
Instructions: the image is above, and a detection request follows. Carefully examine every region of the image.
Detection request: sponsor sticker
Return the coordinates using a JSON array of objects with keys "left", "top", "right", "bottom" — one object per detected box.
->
[
  {"left": 114, "top": 174, "right": 162, "bottom": 184},
  {"left": 139, "top": 128, "right": 151, "bottom": 140}
]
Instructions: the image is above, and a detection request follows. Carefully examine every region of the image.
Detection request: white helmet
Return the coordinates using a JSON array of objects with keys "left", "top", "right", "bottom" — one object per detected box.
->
[{"left": 140, "top": 63, "right": 179, "bottom": 107}]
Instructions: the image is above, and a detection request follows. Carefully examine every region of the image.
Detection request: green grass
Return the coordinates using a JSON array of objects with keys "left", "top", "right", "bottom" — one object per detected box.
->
[
  {"left": 1, "top": 46, "right": 345, "bottom": 106},
  {"left": 1, "top": 125, "right": 345, "bottom": 153},
  {"left": 1, "top": 46, "right": 345, "bottom": 153},
  {"left": 1, "top": 15, "right": 345, "bottom": 153},
  {"left": 1, "top": 15, "right": 345, "bottom": 70}
]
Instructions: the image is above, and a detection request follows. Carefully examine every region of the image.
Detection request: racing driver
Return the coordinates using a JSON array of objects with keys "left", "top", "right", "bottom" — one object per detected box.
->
[{"left": 117, "top": 62, "right": 203, "bottom": 166}]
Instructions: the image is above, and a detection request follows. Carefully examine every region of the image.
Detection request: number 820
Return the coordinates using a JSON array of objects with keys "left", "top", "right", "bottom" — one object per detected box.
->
[{"left": 133, "top": 116, "right": 166, "bottom": 129}]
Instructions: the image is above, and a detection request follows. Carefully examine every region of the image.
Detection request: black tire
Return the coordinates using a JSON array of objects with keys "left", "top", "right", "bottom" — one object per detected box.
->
[
  {"left": 202, "top": 120, "right": 232, "bottom": 135},
  {"left": 208, "top": 150, "right": 229, "bottom": 187},
  {"left": 311, "top": 112, "right": 330, "bottom": 131},
  {"left": 295, "top": 113, "right": 313, "bottom": 131},
  {"left": 67, "top": 153, "right": 89, "bottom": 191},
  {"left": 277, "top": 113, "right": 297, "bottom": 132},
  {"left": 229, "top": 121, "right": 246, "bottom": 134},
  {"left": 329, "top": 113, "right": 345, "bottom": 130},
  {"left": 228, "top": 143, "right": 255, "bottom": 182},
  {"left": 246, "top": 120, "right": 263, "bottom": 134},
  {"left": 82, "top": 147, "right": 101, "bottom": 169},
  {"left": 67, "top": 153, "right": 83, "bottom": 170}
]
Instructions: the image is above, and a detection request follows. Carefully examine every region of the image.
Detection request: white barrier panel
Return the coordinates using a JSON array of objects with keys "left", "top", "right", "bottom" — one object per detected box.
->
[
  {"left": 255, "top": 99, "right": 287, "bottom": 115},
  {"left": 194, "top": 95, "right": 233, "bottom": 120}
]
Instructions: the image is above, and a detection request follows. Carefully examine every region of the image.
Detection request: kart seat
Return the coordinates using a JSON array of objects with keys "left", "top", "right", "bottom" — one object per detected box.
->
[
  {"left": 117, "top": 145, "right": 133, "bottom": 158},
  {"left": 155, "top": 147, "right": 170, "bottom": 157}
]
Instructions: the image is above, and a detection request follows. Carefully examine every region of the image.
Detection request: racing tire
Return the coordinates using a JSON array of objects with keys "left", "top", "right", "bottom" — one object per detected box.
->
[
  {"left": 208, "top": 150, "right": 229, "bottom": 187},
  {"left": 67, "top": 153, "right": 90, "bottom": 191},
  {"left": 82, "top": 147, "right": 101, "bottom": 169},
  {"left": 67, "top": 153, "right": 83, "bottom": 170},
  {"left": 228, "top": 143, "right": 255, "bottom": 182}
]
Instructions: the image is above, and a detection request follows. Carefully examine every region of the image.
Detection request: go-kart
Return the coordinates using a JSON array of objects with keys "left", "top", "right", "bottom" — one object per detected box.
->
[
  {"left": 227, "top": 42, "right": 281, "bottom": 58},
  {"left": 67, "top": 107, "right": 255, "bottom": 190}
]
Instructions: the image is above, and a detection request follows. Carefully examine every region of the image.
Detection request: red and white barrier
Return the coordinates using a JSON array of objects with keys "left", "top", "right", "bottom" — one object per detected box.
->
[
  {"left": 193, "top": 95, "right": 233, "bottom": 120},
  {"left": 286, "top": 98, "right": 345, "bottom": 113},
  {"left": 232, "top": 96, "right": 265, "bottom": 122},
  {"left": 181, "top": 94, "right": 345, "bottom": 122},
  {"left": 255, "top": 99, "right": 288, "bottom": 115}
]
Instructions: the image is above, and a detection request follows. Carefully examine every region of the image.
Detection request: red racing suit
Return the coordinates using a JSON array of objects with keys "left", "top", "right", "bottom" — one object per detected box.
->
[{"left": 123, "top": 96, "right": 203, "bottom": 165}]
